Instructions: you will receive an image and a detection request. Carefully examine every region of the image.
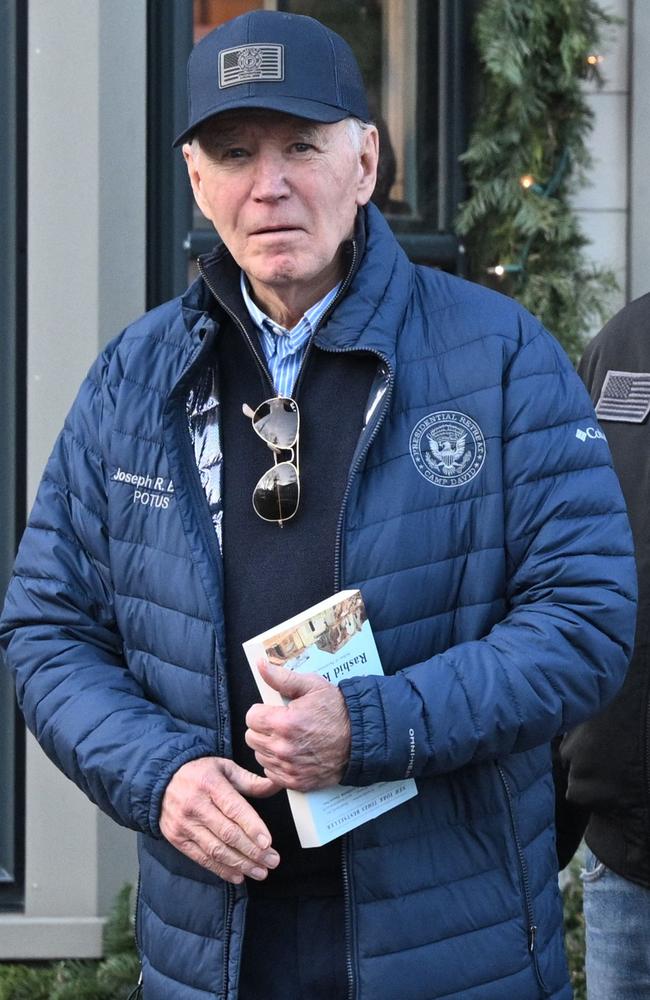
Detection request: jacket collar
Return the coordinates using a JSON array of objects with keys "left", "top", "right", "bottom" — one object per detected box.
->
[
  {"left": 179, "top": 203, "right": 411, "bottom": 367},
  {"left": 313, "top": 203, "right": 412, "bottom": 369}
]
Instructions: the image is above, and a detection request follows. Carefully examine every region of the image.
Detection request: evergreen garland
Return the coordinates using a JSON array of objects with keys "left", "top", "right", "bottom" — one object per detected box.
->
[
  {"left": 456, "top": 0, "right": 621, "bottom": 360},
  {"left": 562, "top": 856, "right": 587, "bottom": 1000}
]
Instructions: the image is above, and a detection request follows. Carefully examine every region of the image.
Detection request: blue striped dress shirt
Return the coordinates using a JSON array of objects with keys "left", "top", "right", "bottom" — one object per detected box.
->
[
  {"left": 187, "top": 272, "right": 343, "bottom": 551},
  {"left": 240, "top": 272, "right": 342, "bottom": 398}
]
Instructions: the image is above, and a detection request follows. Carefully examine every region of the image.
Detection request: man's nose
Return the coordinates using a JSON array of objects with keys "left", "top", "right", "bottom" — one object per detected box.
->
[{"left": 251, "top": 152, "right": 291, "bottom": 201}]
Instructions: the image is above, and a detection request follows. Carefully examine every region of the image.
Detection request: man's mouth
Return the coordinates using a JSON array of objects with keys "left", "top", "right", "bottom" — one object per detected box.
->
[{"left": 251, "top": 226, "right": 300, "bottom": 236}]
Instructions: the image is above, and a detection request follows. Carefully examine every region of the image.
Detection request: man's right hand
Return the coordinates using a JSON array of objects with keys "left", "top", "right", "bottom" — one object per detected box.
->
[{"left": 159, "top": 757, "right": 281, "bottom": 885}]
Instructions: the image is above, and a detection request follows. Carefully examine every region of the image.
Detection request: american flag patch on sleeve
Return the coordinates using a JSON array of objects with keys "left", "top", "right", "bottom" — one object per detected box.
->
[
  {"left": 219, "top": 44, "right": 284, "bottom": 88},
  {"left": 595, "top": 369, "right": 650, "bottom": 423}
]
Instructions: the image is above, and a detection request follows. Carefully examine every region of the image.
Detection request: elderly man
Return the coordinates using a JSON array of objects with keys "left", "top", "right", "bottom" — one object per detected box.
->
[{"left": 0, "top": 10, "right": 637, "bottom": 1000}]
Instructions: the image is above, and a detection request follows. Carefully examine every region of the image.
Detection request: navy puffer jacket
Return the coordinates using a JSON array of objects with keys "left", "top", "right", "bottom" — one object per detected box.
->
[{"left": 0, "top": 205, "right": 636, "bottom": 999}]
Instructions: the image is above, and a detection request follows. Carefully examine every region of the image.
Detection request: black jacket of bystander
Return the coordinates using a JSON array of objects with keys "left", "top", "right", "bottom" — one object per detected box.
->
[{"left": 561, "top": 293, "right": 650, "bottom": 885}]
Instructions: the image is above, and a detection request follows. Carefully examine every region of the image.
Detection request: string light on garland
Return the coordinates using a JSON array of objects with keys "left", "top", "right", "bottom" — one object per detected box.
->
[
  {"left": 585, "top": 51, "right": 605, "bottom": 80},
  {"left": 519, "top": 173, "right": 544, "bottom": 194},
  {"left": 487, "top": 263, "right": 523, "bottom": 277},
  {"left": 484, "top": 148, "right": 571, "bottom": 280}
]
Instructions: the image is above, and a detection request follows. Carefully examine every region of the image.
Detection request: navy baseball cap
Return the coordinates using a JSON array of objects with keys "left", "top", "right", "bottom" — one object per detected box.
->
[{"left": 173, "top": 10, "right": 370, "bottom": 147}]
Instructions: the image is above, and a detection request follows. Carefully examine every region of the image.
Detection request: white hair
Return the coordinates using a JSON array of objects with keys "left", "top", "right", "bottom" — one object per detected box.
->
[{"left": 345, "top": 117, "right": 373, "bottom": 154}]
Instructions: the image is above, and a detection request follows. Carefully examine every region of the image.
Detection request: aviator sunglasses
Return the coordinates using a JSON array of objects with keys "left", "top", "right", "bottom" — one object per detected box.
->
[{"left": 242, "top": 396, "right": 300, "bottom": 526}]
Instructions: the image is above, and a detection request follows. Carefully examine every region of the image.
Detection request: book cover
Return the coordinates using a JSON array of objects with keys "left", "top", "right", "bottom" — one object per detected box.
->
[{"left": 243, "top": 590, "right": 418, "bottom": 848}]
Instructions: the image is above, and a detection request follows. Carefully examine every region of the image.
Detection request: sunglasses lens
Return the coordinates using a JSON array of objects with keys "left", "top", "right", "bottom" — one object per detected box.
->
[
  {"left": 254, "top": 398, "right": 298, "bottom": 449},
  {"left": 253, "top": 462, "right": 299, "bottom": 522}
]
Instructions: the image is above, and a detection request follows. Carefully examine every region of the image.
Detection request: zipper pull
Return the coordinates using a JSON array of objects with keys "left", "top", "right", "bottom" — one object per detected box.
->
[
  {"left": 126, "top": 970, "right": 143, "bottom": 1000},
  {"left": 528, "top": 924, "right": 537, "bottom": 952}
]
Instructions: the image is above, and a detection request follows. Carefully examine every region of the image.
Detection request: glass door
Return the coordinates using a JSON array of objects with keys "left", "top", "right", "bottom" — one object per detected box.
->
[
  {"left": 0, "top": 0, "right": 27, "bottom": 912},
  {"left": 147, "top": 0, "right": 471, "bottom": 306}
]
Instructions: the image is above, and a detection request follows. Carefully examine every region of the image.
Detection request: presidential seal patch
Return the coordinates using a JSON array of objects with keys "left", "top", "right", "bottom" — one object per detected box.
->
[{"left": 409, "top": 411, "right": 486, "bottom": 488}]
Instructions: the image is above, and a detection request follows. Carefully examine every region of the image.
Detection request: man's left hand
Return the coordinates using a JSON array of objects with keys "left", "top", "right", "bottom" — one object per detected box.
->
[{"left": 245, "top": 661, "right": 351, "bottom": 791}]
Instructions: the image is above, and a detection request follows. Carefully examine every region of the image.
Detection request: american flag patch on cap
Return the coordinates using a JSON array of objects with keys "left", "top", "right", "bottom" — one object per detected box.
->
[
  {"left": 595, "top": 369, "right": 650, "bottom": 423},
  {"left": 219, "top": 44, "right": 284, "bottom": 88}
]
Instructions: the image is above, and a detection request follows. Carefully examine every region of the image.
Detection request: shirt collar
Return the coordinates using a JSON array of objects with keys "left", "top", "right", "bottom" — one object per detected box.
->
[{"left": 239, "top": 271, "right": 342, "bottom": 342}]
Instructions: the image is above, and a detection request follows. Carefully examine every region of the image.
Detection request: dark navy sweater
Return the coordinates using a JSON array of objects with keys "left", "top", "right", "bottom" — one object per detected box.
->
[{"left": 211, "top": 255, "right": 377, "bottom": 895}]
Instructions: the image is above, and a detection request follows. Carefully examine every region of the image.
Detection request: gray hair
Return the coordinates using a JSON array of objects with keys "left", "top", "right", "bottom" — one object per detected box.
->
[{"left": 345, "top": 117, "right": 373, "bottom": 154}]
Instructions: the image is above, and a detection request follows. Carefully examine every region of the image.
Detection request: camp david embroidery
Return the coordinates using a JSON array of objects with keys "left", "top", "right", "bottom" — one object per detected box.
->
[
  {"left": 409, "top": 411, "right": 486, "bottom": 488},
  {"left": 219, "top": 44, "right": 284, "bottom": 88}
]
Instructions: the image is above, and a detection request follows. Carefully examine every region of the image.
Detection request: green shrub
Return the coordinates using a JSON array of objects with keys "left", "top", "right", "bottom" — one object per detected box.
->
[
  {"left": 0, "top": 885, "right": 139, "bottom": 1000},
  {"left": 0, "top": 872, "right": 587, "bottom": 998},
  {"left": 0, "top": 963, "right": 56, "bottom": 1000},
  {"left": 562, "top": 854, "right": 586, "bottom": 1000}
]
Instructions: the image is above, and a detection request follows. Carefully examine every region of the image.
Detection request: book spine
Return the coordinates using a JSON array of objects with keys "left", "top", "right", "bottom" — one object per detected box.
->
[{"left": 286, "top": 789, "right": 321, "bottom": 849}]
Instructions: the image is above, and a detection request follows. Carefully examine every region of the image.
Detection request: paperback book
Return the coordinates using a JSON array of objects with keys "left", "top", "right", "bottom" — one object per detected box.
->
[{"left": 243, "top": 589, "right": 418, "bottom": 848}]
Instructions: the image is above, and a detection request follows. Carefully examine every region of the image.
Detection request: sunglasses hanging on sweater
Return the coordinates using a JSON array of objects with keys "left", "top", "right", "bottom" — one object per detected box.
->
[{"left": 242, "top": 397, "right": 300, "bottom": 526}]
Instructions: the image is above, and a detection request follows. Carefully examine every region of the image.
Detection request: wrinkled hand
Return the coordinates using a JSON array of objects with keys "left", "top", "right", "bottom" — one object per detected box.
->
[
  {"left": 245, "top": 660, "right": 351, "bottom": 792},
  {"left": 159, "top": 756, "right": 281, "bottom": 885}
]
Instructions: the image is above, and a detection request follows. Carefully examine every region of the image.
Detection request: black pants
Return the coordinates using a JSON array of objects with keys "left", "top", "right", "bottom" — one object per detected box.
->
[{"left": 238, "top": 895, "right": 347, "bottom": 1000}]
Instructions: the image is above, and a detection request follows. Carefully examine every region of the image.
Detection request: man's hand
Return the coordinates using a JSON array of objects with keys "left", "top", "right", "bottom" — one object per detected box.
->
[
  {"left": 245, "top": 660, "right": 351, "bottom": 791},
  {"left": 159, "top": 757, "right": 281, "bottom": 885}
]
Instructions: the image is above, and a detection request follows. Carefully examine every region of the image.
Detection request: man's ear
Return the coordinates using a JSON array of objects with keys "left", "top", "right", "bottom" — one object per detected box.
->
[
  {"left": 182, "top": 143, "right": 213, "bottom": 223},
  {"left": 355, "top": 126, "right": 379, "bottom": 207}
]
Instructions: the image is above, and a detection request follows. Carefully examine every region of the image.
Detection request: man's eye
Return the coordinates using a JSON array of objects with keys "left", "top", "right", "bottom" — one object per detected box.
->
[
  {"left": 222, "top": 147, "right": 249, "bottom": 160},
  {"left": 292, "top": 143, "right": 314, "bottom": 153}
]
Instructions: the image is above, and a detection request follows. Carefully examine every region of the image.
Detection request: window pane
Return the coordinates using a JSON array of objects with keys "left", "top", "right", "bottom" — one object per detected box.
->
[
  {"left": 190, "top": 0, "right": 266, "bottom": 233},
  {"left": 280, "top": 1, "right": 441, "bottom": 234},
  {"left": 0, "top": 677, "right": 15, "bottom": 884},
  {"left": 189, "top": 0, "right": 441, "bottom": 236},
  {"left": 0, "top": 0, "right": 26, "bottom": 907}
]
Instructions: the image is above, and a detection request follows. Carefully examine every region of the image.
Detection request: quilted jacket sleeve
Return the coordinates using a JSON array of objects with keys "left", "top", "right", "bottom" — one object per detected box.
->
[
  {"left": 341, "top": 319, "right": 638, "bottom": 785},
  {"left": 0, "top": 350, "right": 215, "bottom": 835}
]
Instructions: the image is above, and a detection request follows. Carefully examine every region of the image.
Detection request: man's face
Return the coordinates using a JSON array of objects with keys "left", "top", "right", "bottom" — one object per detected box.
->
[{"left": 183, "top": 111, "right": 378, "bottom": 307}]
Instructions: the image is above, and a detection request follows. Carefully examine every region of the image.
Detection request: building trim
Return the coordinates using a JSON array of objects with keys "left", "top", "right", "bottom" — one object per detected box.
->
[{"left": 0, "top": 916, "right": 104, "bottom": 961}]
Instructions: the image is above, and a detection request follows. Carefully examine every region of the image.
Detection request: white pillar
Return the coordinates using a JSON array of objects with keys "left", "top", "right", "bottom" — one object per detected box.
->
[
  {"left": 0, "top": 0, "right": 146, "bottom": 960},
  {"left": 573, "top": 0, "right": 630, "bottom": 324},
  {"left": 629, "top": 0, "right": 650, "bottom": 299}
]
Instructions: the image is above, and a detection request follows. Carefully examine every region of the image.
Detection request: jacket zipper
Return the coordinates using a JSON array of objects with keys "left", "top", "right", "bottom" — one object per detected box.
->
[
  {"left": 330, "top": 347, "right": 393, "bottom": 1000},
  {"left": 293, "top": 240, "right": 359, "bottom": 398},
  {"left": 164, "top": 328, "right": 239, "bottom": 999},
  {"left": 197, "top": 239, "right": 359, "bottom": 402},
  {"left": 336, "top": 356, "right": 392, "bottom": 1000},
  {"left": 497, "top": 764, "right": 549, "bottom": 994},
  {"left": 644, "top": 620, "right": 650, "bottom": 811},
  {"left": 645, "top": 694, "right": 650, "bottom": 814},
  {"left": 644, "top": 621, "right": 650, "bottom": 807},
  {"left": 198, "top": 257, "right": 274, "bottom": 392},
  {"left": 176, "top": 398, "right": 236, "bottom": 1000},
  {"left": 341, "top": 837, "right": 356, "bottom": 1000},
  {"left": 130, "top": 334, "right": 211, "bottom": 1000},
  {"left": 331, "top": 353, "right": 392, "bottom": 592},
  {"left": 131, "top": 871, "right": 144, "bottom": 996},
  {"left": 126, "top": 971, "right": 144, "bottom": 1000},
  {"left": 134, "top": 870, "right": 142, "bottom": 952},
  {"left": 176, "top": 436, "right": 235, "bottom": 1000}
]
